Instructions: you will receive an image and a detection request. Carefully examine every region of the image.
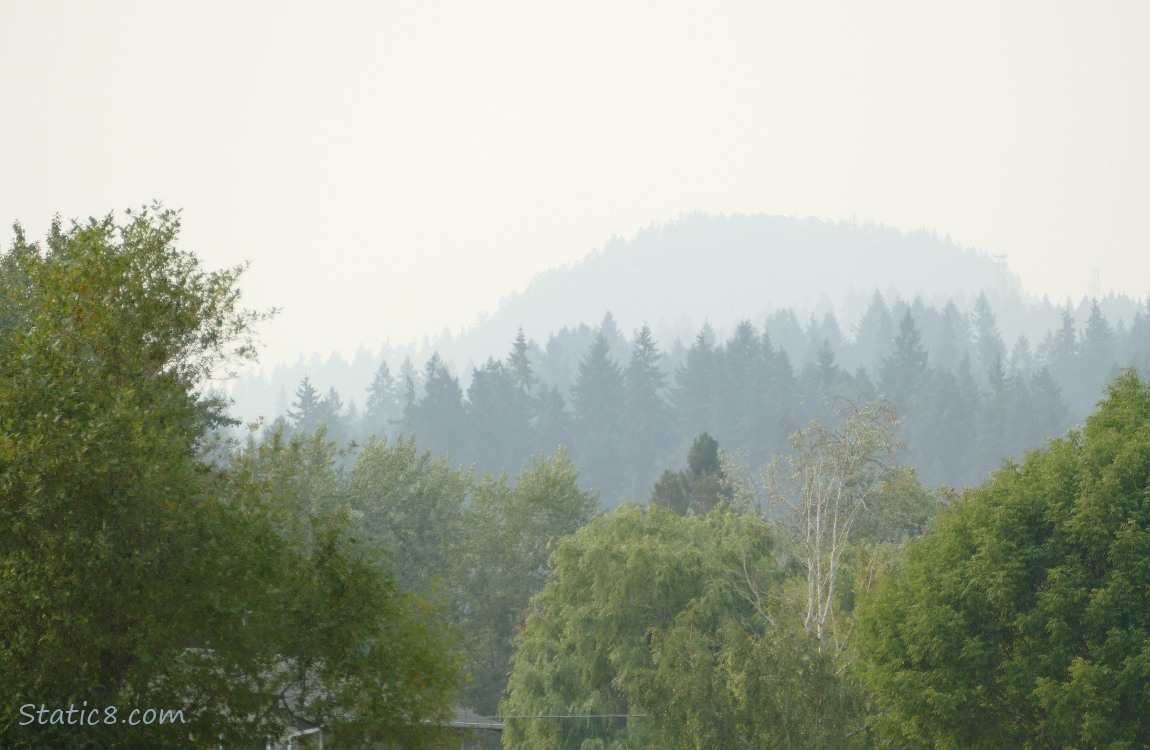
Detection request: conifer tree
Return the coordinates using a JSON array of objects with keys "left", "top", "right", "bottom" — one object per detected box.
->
[
  {"left": 880, "top": 310, "right": 928, "bottom": 407},
  {"left": 507, "top": 326, "right": 537, "bottom": 394},
  {"left": 1126, "top": 300, "right": 1150, "bottom": 376},
  {"left": 852, "top": 291, "right": 895, "bottom": 372},
  {"left": 364, "top": 360, "right": 402, "bottom": 438},
  {"left": 715, "top": 321, "right": 764, "bottom": 455},
  {"left": 287, "top": 376, "right": 323, "bottom": 433},
  {"left": 597, "top": 310, "right": 629, "bottom": 364},
  {"left": 399, "top": 356, "right": 420, "bottom": 405},
  {"left": 466, "top": 357, "right": 533, "bottom": 472},
  {"left": 673, "top": 324, "right": 718, "bottom": 442},
  {"left": 972, "top": 292, "right": 1006, "bottom": 384},
  {"left": 534, "top": 385, "right": 573, "bottom": 455},
  {"left": 1040, "top": 306, "right": 1080, "bottom": 409},
  {"left": 403, "top": 353, "right": 466, "bottom": 459},
  {"left": 1007, "top": 334, "right": 1034, "bottom": 378},
  {"left": 1080, "top": 299, "right": 1116, "bottom": 405},
  {"left": 1029, "top": 366, "right": 1072, "bottom": 441},
  {"left": 935, "top": 300, "right": 968, "bottom": 370},
  {"left": 318, "top": 386, "right": 349, "bottom": 444},
  {"left": 571, "top": 328, "right": 626, "bottom": 502},
  {"left": 815, "top": 339, "right": 841, "bottom": 393},
  {"left": 623, "top": 325, "right": 673, "bottom": 497}
]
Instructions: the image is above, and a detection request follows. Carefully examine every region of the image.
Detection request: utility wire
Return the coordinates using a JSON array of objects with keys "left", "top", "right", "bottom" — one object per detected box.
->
[{"left": 495, "top": 714, "right": 652, "bottom": 720}]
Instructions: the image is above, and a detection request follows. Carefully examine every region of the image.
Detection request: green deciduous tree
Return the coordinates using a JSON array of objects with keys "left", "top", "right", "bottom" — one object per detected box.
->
[
  {"left": 0, "top": 208, "right": 459, "bottom": 747},
  {"left": 501, "top": 506, "right": 774, "bottom": 749},
  {"left": 502, "top": 504, "right": 868, "bottom": 749},
  {"left": 0, "top": 209, "right": 267, "bottom": 746},
  {"left": 209, "top": 429, "right": 462, "bottom": 747},
  {"left": 457, "top": 450, "right": 598, "bottom": 715},
  {"left": 860, "top": 370, "right": 1150, "bottom": 748},
  {"left": 347, "top": 434, "right": 470, "bottom": 598}
]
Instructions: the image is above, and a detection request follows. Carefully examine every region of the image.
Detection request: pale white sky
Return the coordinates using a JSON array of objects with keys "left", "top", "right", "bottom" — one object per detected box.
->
[{"left": 3, "top": 1, "right": 1148, "bottom": 369}]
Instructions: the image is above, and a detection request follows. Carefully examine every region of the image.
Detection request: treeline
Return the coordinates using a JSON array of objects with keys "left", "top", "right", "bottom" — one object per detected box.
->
[
  {"left": 500, "top": 373, "right": 1150, "bottom": 748},
  {"left": 0, "top": 213, "right": 471, "bottom": 748},
  {"left": 270, "top": 433, "right": 598, "bottom": 725},
  {"left": 271, "top": 291, "right": 1150, "bottom": 497},
  {"left": 11, "top": 210, "right": 1150, "bottom": 748}
]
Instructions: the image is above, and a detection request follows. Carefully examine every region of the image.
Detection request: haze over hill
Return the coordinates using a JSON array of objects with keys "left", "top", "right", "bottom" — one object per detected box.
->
[
  {"left": 227, "top": 212, "right": 1062, "bottom": 424},
  {"left": 463, "top": 212, "right": 1018, "bottom": 361}
]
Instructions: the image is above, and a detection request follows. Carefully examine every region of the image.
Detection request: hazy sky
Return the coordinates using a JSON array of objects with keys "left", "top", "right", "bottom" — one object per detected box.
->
[{"left": 3, "top": 1, "right": 1148, "bottom": 369}]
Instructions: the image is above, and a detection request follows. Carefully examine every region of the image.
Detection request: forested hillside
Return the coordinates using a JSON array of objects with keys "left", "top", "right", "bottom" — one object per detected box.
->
[
  {"left": 9, "top": 210, "right": 1150, "bottom": 748},
  {"left": 265, "top": 289, "right": 1150, "bottom": 500},
  {"left": 460, "top": 212, "right": 1019, "bottom": 361}
]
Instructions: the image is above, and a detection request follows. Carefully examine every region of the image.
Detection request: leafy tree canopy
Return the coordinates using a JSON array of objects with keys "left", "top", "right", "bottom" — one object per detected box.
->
[
  {"left": 501, "top": 504, "right": 864, "bottom": 749},
  {"left": 458, "top": 449, "right": 598, "bottom": 714},
  {"left": 0, "top": 209, "right": 458, "bottom": 747},
  {"left": 861, "top": 369, "right": 1150, "bottom": 748}
]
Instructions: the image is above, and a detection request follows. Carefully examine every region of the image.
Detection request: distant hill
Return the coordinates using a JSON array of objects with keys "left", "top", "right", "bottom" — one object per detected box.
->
[
  {"left": 226, "top": 212, "right": 1085, "bottom": 424},
  {"left": 458, "top": 212, "right": 1019, "bottom": 361}
]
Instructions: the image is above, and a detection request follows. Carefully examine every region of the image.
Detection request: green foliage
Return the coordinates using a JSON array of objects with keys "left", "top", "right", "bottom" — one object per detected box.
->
[
  {"left": 0, "top": 208, "right": 266, "bottom": 746},
  {"left": 0, "top": 209, "right": 458, "bottom": 747},
  {"left": 798, "top": 337, "right": 860, "bottom": 406},
  {"left": 348, "top": 434, "right": 471, "bottom": 598},
  {"left": 648, "top": 469, "right": 691, "bottom": 516},
  {"left": 849, "top": 465, "right": 942, "bottom": 546},
  {"left": 345, "top": 436, "right": 598, "bottom": 718},
  {"left": 212, "top": 429, "right": 462, "bottom": 747},
  {"left": 457, "top": 449, "right": 598, "bottom": 714},
  {"left": 713, "top": 321, "right": 790, "bottom": 464},
  {"left": 265, "top": 289, "right": 1150, "bottom": 497},
  {"left": 972, "top": 291, "right": 1006, "bottom": 384},
  {"left": 673, "top": 325, "right": 718, "bottom": 439},
  {"left": 860, "top": 370, "right": 1150, "bottom": 748},
  {"left": 501, "top": 505, "right": 865, "bottom": 749},
  {"left": 287, "top": 376, "right": 324, "bottom": 433},
  {"left": 853, "top": 291, "right": 896, "bottom": 374},
  {"left": 508, "top": 326, "right": 538, "bottom": 393},
  {"left": 649, "top": 432, "right": 732, "bottom": 515}
]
